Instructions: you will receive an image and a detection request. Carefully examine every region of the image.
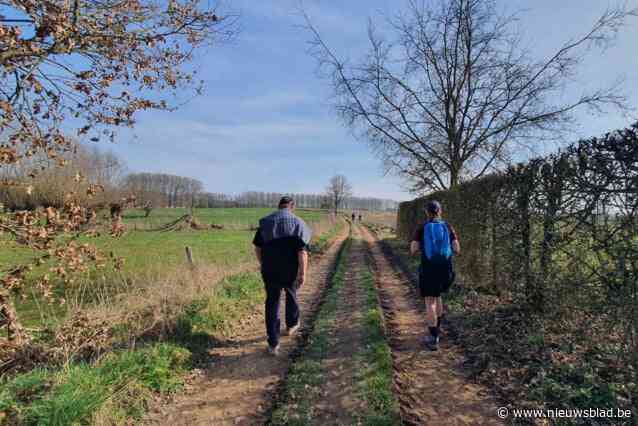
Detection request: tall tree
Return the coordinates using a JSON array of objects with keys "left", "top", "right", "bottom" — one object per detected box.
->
[
  {"left": 325, "top": 174, "right": 352, "bottom": 213},
  {"left": 307, "top": 0, "right": 636, "bottom": 192}
]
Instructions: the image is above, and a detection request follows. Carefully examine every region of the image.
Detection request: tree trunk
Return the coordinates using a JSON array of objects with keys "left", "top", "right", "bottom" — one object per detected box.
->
[{"left": 450, "top": 160, "right": 461, "bottom": 188}]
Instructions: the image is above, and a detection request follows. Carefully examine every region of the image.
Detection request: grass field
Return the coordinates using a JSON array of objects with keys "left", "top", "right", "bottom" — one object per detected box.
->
[
  {"left": 122, "top": 207, "right": 327, "bottom": 230},
  {"left": 2, "top": 208, "right": 332, "bottom": 328},
  {"left": 0, "top": 208, "right": 327, "bottom": 271}
]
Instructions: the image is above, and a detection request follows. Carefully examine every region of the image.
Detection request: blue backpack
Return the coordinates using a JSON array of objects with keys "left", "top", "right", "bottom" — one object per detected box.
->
[{"left": 423, "top": 221, "right": 452, "bottom": 264}]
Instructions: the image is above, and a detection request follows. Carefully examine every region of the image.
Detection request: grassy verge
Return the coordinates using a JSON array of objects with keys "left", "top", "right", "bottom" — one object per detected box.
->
[
  {"left": 0, "top": 343, "right": 190, "bottom": 425},
  {"left": 356, "top": 262, "right": 400, "bottom": 425},
  {"left": 175, "top": 272, "right": 264, "bottom": 340},
  {"left": 311, "top": 220, "right": 344, "bottom": 254},
  {"left": 0, "top": 273, "right": 263, "bottom": 425},
  {"left": 271, "top": 238, "right": 351, "bottom": 425}
]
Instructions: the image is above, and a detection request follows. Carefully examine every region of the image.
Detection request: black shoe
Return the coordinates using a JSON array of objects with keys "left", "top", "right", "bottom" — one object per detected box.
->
[{"left": 424, "top": 335, "right": 439, "bottom": 351}]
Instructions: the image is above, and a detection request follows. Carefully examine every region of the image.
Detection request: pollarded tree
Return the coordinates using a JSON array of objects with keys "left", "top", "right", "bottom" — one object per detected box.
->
[
  {"left": 326, "top": 174, "right": 352, "bottom": 213},
  {"left": 307, "top": 0, "right": 636, "bottom": 192},
  {"left": 0, "top": 0, "right": 236, "bottom": 341}
]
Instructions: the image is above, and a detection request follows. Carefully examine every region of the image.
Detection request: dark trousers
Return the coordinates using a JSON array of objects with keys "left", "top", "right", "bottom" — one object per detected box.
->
[{"left": 264, "top": 281, "right": 299, "bottom": 347}]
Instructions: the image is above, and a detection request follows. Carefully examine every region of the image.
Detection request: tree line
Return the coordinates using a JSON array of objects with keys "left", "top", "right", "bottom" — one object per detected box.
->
[
  {"left": 129, "top": 176, "right": 398, "bottom": 211},
  {"left": 0, "top": 145, "right": 125, "bottom": 210},
  {"left": 0, "top": 149, "right": 398, "bottom": 212},
  {"left": 122, "top": 173, "right": 204, "bottom": 209}
]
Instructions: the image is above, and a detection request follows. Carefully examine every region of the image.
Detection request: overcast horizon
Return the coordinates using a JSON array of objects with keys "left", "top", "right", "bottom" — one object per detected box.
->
[{"left": 102, "top": 0, "right": 638, "bottom": 202}]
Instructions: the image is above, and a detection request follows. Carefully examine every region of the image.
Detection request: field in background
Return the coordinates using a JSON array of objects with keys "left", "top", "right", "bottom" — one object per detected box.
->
[
  {"left": 122, "top": 207, "right": 326, "bottom": 230},
  {"left": 2, "top": 208, "right": 327, "bottom": 273},
  {"left": 361, "top": 211, "right": 397, "bottom": 238},
  {"left": 5, "top": 208, "right": 332, "bottom": 328}
]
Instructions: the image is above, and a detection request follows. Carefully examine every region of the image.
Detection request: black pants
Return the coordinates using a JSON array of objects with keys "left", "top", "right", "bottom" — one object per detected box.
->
[{"left": 264, "top": 281, "right": 299, "bottom": 347}]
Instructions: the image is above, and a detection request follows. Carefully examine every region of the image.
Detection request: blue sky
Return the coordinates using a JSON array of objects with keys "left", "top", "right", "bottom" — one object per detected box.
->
[{"left": 107, "top": 0, "right": 638, "bottom": 201}]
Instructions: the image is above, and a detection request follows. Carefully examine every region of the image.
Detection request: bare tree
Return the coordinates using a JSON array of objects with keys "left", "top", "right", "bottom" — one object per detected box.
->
[
  {"left": 0, "top": 145, "right": 126, "bottom": 209},
  {"left": 306, "top": 0, "right": 636, "bottom": 192},
  {"left": 325, "top": 174, "right": 353, "bottom": 213},
  {"left": 122, "top": 172, "right": 204, "bottom": 208}
]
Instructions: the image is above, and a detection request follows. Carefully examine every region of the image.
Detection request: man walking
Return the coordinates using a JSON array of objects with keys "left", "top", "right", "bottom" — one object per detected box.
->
[
  {"left": 253, "top": 196, "right": 312, "bottom": 355},
  {"left": 410, "top": 201, "right": 460, "bottom": 351}
]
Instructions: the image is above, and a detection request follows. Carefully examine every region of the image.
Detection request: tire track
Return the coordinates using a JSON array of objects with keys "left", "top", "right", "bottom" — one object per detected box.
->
[
  {"left": 360, "top": 225, "right": 503, "bottom": 426},
  {"left": 144, "top": 222, "right": 350, "bottom": 426}
]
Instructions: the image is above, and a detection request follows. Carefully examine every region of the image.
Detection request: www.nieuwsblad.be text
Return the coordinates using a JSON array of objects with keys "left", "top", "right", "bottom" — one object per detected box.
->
[{"left": 497, "top": 407, "right": 633, "bottom": 420}]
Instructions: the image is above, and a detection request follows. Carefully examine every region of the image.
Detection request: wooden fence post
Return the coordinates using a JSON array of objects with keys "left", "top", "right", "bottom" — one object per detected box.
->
[{"left": 185, "top": 246, "right": 195, "bottom": 268}]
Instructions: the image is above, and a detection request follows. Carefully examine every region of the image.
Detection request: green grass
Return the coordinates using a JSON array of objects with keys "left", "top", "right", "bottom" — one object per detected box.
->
[
  {"left": 122, "top": 207, "right": 326, "bottom": 230},
  {"left": 1, "top": 208, "right": 327, "bottom": 273},
  {"left": 175, "top": 272, "right": 264, "bottom": 338},
  {"left": 311, "top": 220, "right": 344, "bottom": 254},
  {"left": 0, "top": 343, "right": 191, "bottom": 425},
  {"left": 271, "top": 238, "right": 351, "bottom": 426},
  {"left": 3, "top": 208, "right": 330, "bottom": 328},
  {"left": 356, "top": 264, "right": 400, "bottom": 425},
  {"left": 8, "top": 228, "right": 260, "bottom": 329},
  {"left": 0, "top": 273, "right": 268, "bottom": 425},
  {"left": 91, "top": 228, "right": 257, "bottom": 273},
  {"left": 1, "top": 272, "right": 280, "bottom": 425}
]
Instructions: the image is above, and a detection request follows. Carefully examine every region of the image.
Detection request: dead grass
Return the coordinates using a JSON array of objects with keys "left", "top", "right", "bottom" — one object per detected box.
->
[
  {"left": 88, "top": 262, "right": 258, "bottom": 344},
  {"left": 362, "top": 212, "right": 397, "bottom": 229}
]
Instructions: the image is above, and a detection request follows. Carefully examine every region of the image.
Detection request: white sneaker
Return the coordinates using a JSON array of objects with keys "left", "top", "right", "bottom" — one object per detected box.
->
[
  {"left": 267, "top": 344, "right": 280, "bottom": 356},
  {"left": 285, "top": 323, "right": 300, "bottom": 336}
]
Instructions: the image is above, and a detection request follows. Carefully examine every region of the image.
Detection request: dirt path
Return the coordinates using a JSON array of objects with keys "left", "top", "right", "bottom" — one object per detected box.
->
[
  {"left": 306, "top": 225, "right": 368, "bottom": 425},
  {"left": 271, "top": 223, "right": 398, "bottom": 425},
  {"left": 360, "top": 226, "right": 503, "bottom": 426},
  {"left": 144, "top": 224, "right": 349, "bottom": 426}
]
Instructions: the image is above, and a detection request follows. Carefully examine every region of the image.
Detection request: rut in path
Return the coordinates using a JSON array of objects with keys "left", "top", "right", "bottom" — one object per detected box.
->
[
  {"left": 360, "top": 226, "right": 503, "bottom": 426},
  {"left": 143, "top": 224, "right": 349, "bottom": 426}
]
